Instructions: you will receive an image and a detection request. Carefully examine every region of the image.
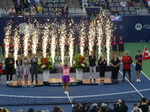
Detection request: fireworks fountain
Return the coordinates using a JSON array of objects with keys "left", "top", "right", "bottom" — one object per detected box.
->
[
  {"left": 105, "top": 15, "right": 113, "bottom": 65},
  {"left": 3, "top": 16, "right": 114, "bottom": 66},
  {"left": 96, "top": 14, "right": 103, "bottom": 57},
  {"left": 4, "top": 25, "right": 12, "bottom": 58},
  {"left": 42, "top": 24, "right": 50, "bottom": 58},
  {"left": 88, "top": 21, "right": 96, "bottom": 55},
  {"left": 79, "top": 20, "right": 86, "bottom": 56},
  {"left": 50, "top": 23, "right": 57, "bottom": 63},
  {"left": 68, "top": 20, "right": 75, "bottom": 66},
  {"left": 31, "top": 22, "right": 39, "bottom": 55},
  {"left": 59, "top": 21, "right": 67, "bottom": 64},
  {"left": 23, "top": 24, "right": 30, "bottom": 57},
  {"left": 13, "top": 28, "right": 20, "bottom": 63}
]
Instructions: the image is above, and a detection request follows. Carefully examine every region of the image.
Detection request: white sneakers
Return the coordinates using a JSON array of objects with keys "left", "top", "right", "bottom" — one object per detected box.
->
[
  {"left": 6, "top": 81, "right": 13, "bottom": 84},
  {"left": 64, "top": 91, "right": 69, "bottom": 95},
  {"left": 136, "top": 79, "right": 141, "bottom": 82}
]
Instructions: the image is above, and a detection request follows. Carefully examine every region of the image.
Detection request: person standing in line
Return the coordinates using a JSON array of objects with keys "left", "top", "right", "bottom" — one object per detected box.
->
[
  {"left": 89, "top": 51, "right": 96, "bottom": 82},
  {"left": 111, "top": 54, "right": 120, "bottom": 81},
  {"left": 98, "top": 55, "right": 107, "bottom": 83},
  {"left": 138, "top": 97, "right": 149, "bottom": 112},
  {"left": 30, "top": 54, "right": 38, "bottom": 84},
  {"left": 23, "top": 56, "right": 30, "bottom": 85},
  {"left": 118, "top": 36, "right": 124, "bottom": 59},
  {"left": 112, "top": 36, "right": 118, "bottom": 56},
  {"left": 135, "top": 50, "right": 143, "bottom": 82},
  {"left": 122, "top": 51, "right": 133, "bottom": 82},
  {"left": 62, "top": 62, "right": 70, "bottom": 94},
  {"left": 132, "top": 104, "right": 142, "bottom": 112},
  {"left": 5, "top": 53, "right": 14, "bottom": 84},
  {"left": 16, "top": 55, "right": 23, "bottom": 85},
  {"left": 0, "top": 61, "right": 2, "bottom": 86}
]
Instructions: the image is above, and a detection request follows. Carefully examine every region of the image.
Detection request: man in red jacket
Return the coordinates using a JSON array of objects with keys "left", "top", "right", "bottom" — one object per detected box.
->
[{"left": 122, "top": 51, "right": 133, "bottom": 82}]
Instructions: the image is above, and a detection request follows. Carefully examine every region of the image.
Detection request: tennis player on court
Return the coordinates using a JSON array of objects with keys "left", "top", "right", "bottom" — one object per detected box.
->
[{"left": 62, "top": 62, "right": 70, "bottom": 94}]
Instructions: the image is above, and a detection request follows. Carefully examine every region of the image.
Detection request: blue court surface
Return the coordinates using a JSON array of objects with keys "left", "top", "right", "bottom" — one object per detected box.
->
[{"left": 0, "top": 64, "right": 150, "bottom": 112}]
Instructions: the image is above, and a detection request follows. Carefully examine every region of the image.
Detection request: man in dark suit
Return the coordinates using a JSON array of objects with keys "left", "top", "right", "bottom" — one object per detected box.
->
[
  {"left": 5, "top": 53, "right": 14, "bottom": 84},
  {"left": 30, "top": 54, "right": 38, "bottom": 83}
]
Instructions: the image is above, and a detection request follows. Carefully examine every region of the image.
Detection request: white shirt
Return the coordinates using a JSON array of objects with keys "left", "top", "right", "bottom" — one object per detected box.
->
[
  {"left": 132, "top": 108, "right": 142, "bottom": 112},
  {"left": 120, "top": 1, "right": 127, "bottom": 7},
  {"left": 148, "top": 1, "right": 150, "bottom": 6}
]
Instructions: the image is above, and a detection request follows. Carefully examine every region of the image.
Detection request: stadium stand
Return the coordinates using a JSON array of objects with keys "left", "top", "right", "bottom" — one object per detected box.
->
[{"left": 0, "top": 0, "right": 150, "bottom": 16}]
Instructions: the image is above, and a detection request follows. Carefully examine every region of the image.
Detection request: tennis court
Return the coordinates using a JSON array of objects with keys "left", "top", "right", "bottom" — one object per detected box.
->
[{"left": 0, "top": 42, "right": 150, "bottom": 112}]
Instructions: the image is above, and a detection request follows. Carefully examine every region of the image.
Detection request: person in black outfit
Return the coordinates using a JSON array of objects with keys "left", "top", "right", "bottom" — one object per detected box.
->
[
  {"left": 89, "top": 52, "right": 96, "bottom": 82},
  {"left": 118, "top": 36, "right": 124, "bottom": 59},
  {"left": 111, "top": 54, "right": 120, "bottom": 81},
  {"left": 89, "top": 103, "right": 99, "bottom": 112},
  {"left": 5, "top": 53, "right": 14, "bottom": 84},
  {"left": 111, "top": 8, "right": 119, "bottom": 15},
  {"left": 113, "top": 99, "right": 128, "bottom": 112},
  {"left": 138, "top": 97, "right": 149, "bottom": 112},
  {"left": 72, "top": 102, "right": 83, "bottom": 112},
  {"left": 52, "top": 106, "right": 64, "bottom": 112},
  {"left": 119, "top": 100, "right": 128, "bottom": 112},
  {"left": 62, "top": 4, "right": 68, "bottom": 17},
  {"left": 98, "top": 55, "right": 107, "bottom": 82},
  {"left": 113, "top": 103, "right": 120, "bottom": 112},
  {"left": 112, "top": 36, "right": 118, "bottom": 56}
]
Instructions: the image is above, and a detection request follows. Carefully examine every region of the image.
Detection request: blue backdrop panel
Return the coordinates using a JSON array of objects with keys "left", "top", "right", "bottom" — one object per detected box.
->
[
  {"left": 114, "top": 16, "right": 150, "bottom": 42},
  {"left": 0, "top": 16, "right": 150, "bottom": 45}
]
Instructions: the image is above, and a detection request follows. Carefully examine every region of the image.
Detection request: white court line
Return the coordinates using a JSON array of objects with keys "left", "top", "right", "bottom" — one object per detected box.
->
[
  {"left": 119, "top": 70, "right": 144, "bottom": 97},
  {"left": 1, "top": 87, "right": 150, "bottom": 98},
  {"left": 63, "top": 85, "right": 74, "bottom": 107},
  {"left": 139, "top": 88, "right": 150, "bottom": 92},
  {"left": 66, "top": 93, "right": 74, "bottom": 107},
  {"left": 132, "top": 63, "right": 150, "bottom": 80},
  {"left": 0, "top": 90, "right": 138, "bottom": 98}
]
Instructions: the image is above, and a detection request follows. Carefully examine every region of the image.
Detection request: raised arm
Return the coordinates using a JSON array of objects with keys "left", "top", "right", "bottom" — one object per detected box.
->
[
  {"left": 68, "top": 62, "right": 71, "bottom": 69},
  {"left": 62, "top": 64, "right": 64, "bottom": 70}
]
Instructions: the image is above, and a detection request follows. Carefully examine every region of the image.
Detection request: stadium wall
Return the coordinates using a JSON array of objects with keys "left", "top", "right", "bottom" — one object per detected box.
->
[{"left": 0, "top": 16, "right": 150, "bottom": 45}]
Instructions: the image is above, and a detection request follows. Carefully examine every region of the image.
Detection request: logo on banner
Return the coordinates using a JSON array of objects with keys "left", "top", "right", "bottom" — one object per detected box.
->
[{"left": 135, "top": 23, "right": 142, "bottom": 31}]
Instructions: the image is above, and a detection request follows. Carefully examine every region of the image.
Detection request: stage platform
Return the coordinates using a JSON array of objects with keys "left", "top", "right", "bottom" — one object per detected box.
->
[
  {"left": 7, "top": 81, "right": 44, "bottom": 88},
  {"left": 7, "top": 77, "right": 118, "bottom": 87}
]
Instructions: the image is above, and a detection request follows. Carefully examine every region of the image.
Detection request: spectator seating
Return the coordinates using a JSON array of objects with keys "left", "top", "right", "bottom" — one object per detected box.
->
[
  {"left": 2, "top": 0, "right": 67, "bottom": 17},
  {"left": 108, "top": 0, "right": 137, "bottom": 16}
]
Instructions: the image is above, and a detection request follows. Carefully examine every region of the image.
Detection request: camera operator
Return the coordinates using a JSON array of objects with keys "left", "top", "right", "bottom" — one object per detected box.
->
[
  {"left": 89, "top": 103, "right": 99, "bottom": 112},
  {"left": 113, "top": 99, "right": 128, "bottom": 112},
  {"left": 51, "top": 106, "right": 64, "bottom": 112},
  {"left": 72, "top": 102, "right": 83, "bottom": 112},
  {"left": 81, "top": 102, "right": 90, "bottom": 112}
]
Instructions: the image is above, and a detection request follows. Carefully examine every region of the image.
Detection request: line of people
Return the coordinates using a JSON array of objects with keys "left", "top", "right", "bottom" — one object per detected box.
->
[
  {"left": 89, "top": 49, "right": 143, "bottom": 83},
  {"left": 0, "top": 47, "right": 143, "bottom": 86},
  {"left": 3, "top": 53, "right": 38, "bottom": 85}
]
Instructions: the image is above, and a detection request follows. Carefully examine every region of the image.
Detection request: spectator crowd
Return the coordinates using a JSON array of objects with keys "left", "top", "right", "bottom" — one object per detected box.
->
[
  {"left": 1, "top": 97, "right": 150, "bottom": 112},
  {"left": 2, "top": 0, "right": 68, "bottom": 17}
]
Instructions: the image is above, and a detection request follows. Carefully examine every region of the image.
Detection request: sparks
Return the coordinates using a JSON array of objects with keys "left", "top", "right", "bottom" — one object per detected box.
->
[
  {"left": 59, "top": 21, "right": 66, "bottom": 64},
  {"left": 31, "top": 22, "right": 39, "bottom": 55},
  {"left": 4, "top": 25, "right": 12, "bottom": 58},
  {"left": 13, "top": 28, "right": 20, "bottom": 66},
  {"left": 42, "top": 24, "right": 50, "bottom": 58},
  {"left": 68, "top": 20, "right": 75, "bottom": 66}
]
